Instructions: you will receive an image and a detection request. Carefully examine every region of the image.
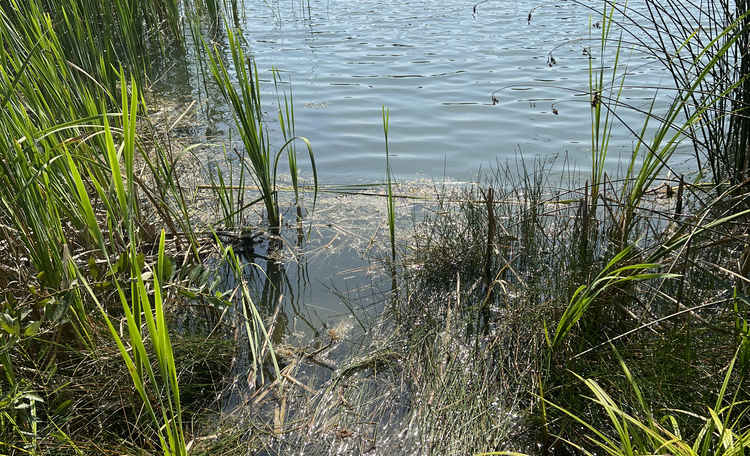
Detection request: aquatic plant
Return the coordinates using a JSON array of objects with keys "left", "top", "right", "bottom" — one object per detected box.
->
[
  {"left": 549, "top": 244, "right": 681, "bottom": 351},
  {"left": 3, "top": 0, "right": 750, "bottom": 453},
  {"left": 76, "top": 231, "right": 188, "bottom": 456},
  {"left": 0, "top": 1, "right": 203, "bottom": 450},
  {"left": 593, "top": 2, "right": 749, "bottom": 247},
  {"left": 383, "top": 106, "right": 397, "bottom": 261},
  {"left": 546, "top": 346, "right": 750, "bottom": 456},
  {"left": 2, "top": 0, "right": 182, "bottom": 94},
  {"left": 592, "top": 0, "right": 750, "bottom": 188},
  {"left": 524, "top": 1, "right": 750, "bottom": 453},
  {"left": 206, "top": 24, "right": 318, "bottom": 230}
]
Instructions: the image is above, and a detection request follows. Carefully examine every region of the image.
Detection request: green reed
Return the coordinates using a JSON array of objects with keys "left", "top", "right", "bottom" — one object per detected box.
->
[
  {"left": 74, "top": 231, "right": 187, "bottom": 456},
  {"left": 383, "top": 106, "right": 396, "bottom": 261},
  {"left": 0, "top": 1, "right": 199, "bottom": 449},
  {"left": 529, "top": 2, "right": 750, "bottom": 453},
  {"left": 206, "top": 24, "right": 317, "bottom": 230},
  {"left": 545, "top": 0, "right": 750, "bottom": 358}
]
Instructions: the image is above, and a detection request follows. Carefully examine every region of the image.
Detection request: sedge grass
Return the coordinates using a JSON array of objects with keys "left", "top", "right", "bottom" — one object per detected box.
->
[
  {"left": 549, "top": 243, "right": 681, "bottom": 351},
  {"left": 539, "top": 347, "right": 750, "bottom": 456},
  {"left": 60, "top": 79, "right": 188, "bottom": 454},
  {"left": 1, "top": 22, "right": 197, "bottom": 447},
  {"left": 3, "top": 0, "right": 183, "bottom": 95},
  {"left": 522, "top": 3, "right": 750, "bottom": 453},
  {"left": 583, "top": 1, "right": 750, "bottom": 250},
  {"left": 476, "top": 348, "right": 750, "bottom": 456},
  {"left": 566, "top": 0, "right": 750, "bottom": 189},
  {"left": 72, "top": 231, "right": 188, "bottom": 456}
]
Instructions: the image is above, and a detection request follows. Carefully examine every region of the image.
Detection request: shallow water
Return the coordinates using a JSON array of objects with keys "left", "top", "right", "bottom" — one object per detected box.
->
[
  {"left": 156, "top": 1, "right": 705, "bottom": 449},
  {"left": 152, "top": 0, "right": 694, "bottom": 394}
]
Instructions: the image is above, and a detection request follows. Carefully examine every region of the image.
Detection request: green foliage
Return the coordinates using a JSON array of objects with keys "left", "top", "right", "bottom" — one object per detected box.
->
[
  {"left": 0, "top": 381, "right": 45, "bottom": 453},
  {"left": 532, "top": 2, "right": 750, "bottom": 455},
  {"left": 550, "top": 244, "right": 680, "bottom": 350},
  {"left": 587, "top": 1, "right": 750, "bottom": 247},
  {"left": 205, "top": 25, "right": 317, "bottom": 229},
  {"left": 545, "top": 348, "right": 750, "bottom": 456},
  {"left": 76, "top": 231, "right": 187, "bottom": 456},
  {"left": 1, "top": 0, "right": 182, "bottom": 92},
  {"left": 0, "top": 1, "right": 197, "bottom": 444},
  {"left": 61, "top": 80, "right": 188, "bottom": 454},
  {"left": 383, "top": 106, "right": 396, "bottom": 261}
]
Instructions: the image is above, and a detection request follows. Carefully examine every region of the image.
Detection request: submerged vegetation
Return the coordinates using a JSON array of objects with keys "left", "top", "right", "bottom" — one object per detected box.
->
[{"left": 1, "top": 0, "right": 750, "bottom": 454}]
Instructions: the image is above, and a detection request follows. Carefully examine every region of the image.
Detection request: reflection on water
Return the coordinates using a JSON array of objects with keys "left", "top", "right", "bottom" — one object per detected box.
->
[{"left": 167, "top": 189, "right": 406, "bottom": 412}]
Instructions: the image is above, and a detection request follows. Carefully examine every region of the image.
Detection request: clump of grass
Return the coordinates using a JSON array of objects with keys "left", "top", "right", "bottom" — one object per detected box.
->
[
  {"left": 0, "top": 3, "right": 243, "bottom": 451},
  {"left": 3, "top": 0, "right": 183, "bottom": 97},
  {"left": 205, "top": 24, "right": 318, "bottom": 231},
  {"left": 540, "top": 346, "right": 750, "bottom": 456},
  {"left": 0, "top": 321, "right": 232, "bottom": 454},
  {"left": 396, "top": 159, "right": 750, "bottom": 456},
  {"left": 498, "top": 2, "right": 750, "bottom": 453}
]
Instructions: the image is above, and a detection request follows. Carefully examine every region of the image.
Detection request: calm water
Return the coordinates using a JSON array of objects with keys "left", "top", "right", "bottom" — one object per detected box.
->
[{"left": 155, "top": 0, "right": 690, "bottom": 185}]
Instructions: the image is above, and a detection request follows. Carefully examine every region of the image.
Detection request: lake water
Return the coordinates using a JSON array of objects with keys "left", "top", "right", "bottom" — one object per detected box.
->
[
  {"left": 154, "top": 0, "right": 691, "bottom": 395},
  {"left": 159, "top": 0, "right": 700, "bottom": 443},
  {"left": 155, "top": 0, "right": 689, "bottom": 185},
  {"left": 148, "top": 0, "right": 701, "bottom": 364}
]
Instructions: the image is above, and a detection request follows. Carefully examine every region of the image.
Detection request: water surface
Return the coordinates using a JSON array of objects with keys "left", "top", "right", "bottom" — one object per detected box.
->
[
  {"left": 158, "top": 1, "right": 699, "bottom": 443},
  {"left": 154, "top": 0, "right": 687, "bottom": 184}
]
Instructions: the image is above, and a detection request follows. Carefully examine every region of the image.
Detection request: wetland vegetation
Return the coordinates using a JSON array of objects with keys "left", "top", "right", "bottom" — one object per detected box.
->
[{"left": 1, "top": 0, "right": 750, "bottom": 455}]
